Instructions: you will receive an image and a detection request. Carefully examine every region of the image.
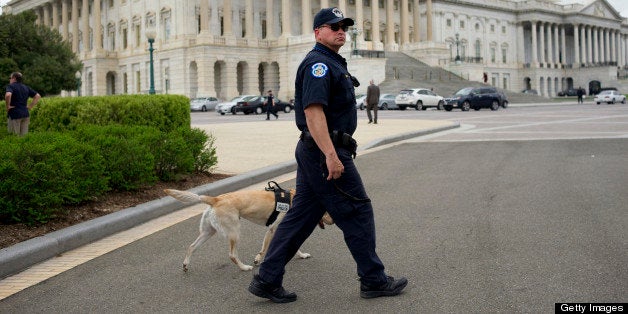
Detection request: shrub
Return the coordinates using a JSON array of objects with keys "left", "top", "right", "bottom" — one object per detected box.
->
[
  {"left": 0, "top": 132, "right": 108, "bottom": 224},
  {"left": 72, "top": 125, "right": 159, "bottom": 190}
]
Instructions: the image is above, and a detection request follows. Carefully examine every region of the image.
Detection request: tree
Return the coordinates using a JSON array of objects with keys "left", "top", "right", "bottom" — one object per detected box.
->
[{"left": 0, "top": 11, "right": 82, "bottom": 96}]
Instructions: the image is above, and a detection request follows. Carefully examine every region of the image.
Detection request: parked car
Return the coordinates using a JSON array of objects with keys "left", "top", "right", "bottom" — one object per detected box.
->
[
  {"left": 190, "top": 97, "right": 220, "bottom": 112},
  {"left": 234, "top": 95, "right": 294, "bottom": 114},
  {"left": 594, "top": 90, "right": 626, "bottom": 104},
  {"left": 521, "top": 89, "right": 538, "bottom": 95},
  {"left": 216, "top": 95, "right": 254, "bottom": 115},
  {"left": 557, "top": 88, "right": 579, "bottom": 97},
  {"left": 395, "top": 88, "right": 445, "bottom": 110},
  {"left": 378, "top": 94, "right": 398, "bottom": 110},
  {"left": 355, "top": 94, "right": 366, "bottom": 110},
  {"left": 444, "top": 87, "right": 508, "bottom": 111}
]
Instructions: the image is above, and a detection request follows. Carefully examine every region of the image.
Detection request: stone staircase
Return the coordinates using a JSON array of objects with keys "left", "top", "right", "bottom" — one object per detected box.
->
[{"left": 379, "top": 52, "right": 543, "bottom": 104}]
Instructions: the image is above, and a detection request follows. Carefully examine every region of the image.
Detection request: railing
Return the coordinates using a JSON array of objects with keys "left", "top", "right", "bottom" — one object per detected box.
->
[{"left": 352, "top": 49, "right": 386, "bottom": 58}]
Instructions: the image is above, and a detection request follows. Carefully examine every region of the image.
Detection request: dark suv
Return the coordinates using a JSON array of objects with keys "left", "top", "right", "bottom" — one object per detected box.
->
[{"left": 444, "top": 87, "right": 508, "bottom": 111}]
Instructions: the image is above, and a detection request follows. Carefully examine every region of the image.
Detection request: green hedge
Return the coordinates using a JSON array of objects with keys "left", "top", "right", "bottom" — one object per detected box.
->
[
  {"left": 0, "top": 95, "right": 218, "bottom": 225},
  {"left": 28, "top": 94, "right": 191, "bottom": 132}
]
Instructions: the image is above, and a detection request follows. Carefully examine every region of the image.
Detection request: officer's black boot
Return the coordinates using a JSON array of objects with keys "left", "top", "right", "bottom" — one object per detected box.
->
[
  {"left": 360, "top": 276, "right": 407, "bottom": 299},
  {"left": 249, "top": 274, "right": 297, "bottom": 303}
]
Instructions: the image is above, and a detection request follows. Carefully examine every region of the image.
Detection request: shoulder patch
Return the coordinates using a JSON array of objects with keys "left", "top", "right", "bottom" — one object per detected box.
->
[{"left": 311, "top": 63, "right": 328, "bottom": 78}]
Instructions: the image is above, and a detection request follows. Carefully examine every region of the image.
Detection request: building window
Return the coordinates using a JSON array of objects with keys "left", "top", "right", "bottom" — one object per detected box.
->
[
  {"left": 502, "top": 48, "right": 507, "bottom": 63},
  {"left": 161, "top": 8, "right": 171, "bottom": 41},
  {"left": 262, "top": 19, "right": 267, "bottom": 39},
  {"left": 447, "top": 19, "right": 451, "bottom": 27},
  {"left": 108, "top": 0, "right": 114, "bottom": 8},
  {"left": 475, "top": 23, "right": 479, "bottom": 31},
  {"left": 475, "top": 39, "right": 481, "bottom": 58},
  {"left": 108, "top": 23, "right": 115, "bottom": 51},
  {"left": 379, "top": 0, "right": 384, "bottom": 9},
  {"left": 460, "top": 21, "right": 465, "bottom": 29},
  {"left": 365, "top": 0, "right": 371, "bottom": 7},
  {"left": 502, "top": 26, "right": 506, "bottom": 34},
  {"left": 490, "top": 47, "right": 496, "bottom": 62},
  {"left": 490, "top": 24, "right": 495, "bottom": 33}
]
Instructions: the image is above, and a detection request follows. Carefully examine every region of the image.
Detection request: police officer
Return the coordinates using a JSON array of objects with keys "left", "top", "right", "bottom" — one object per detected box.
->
[{"left": 248, "top": 7, "right": 407, "bottom": 303}]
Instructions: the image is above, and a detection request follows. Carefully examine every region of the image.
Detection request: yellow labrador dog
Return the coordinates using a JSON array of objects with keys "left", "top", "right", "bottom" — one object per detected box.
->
[{"left": 164, "top": 188, "right": 334, "bottom": 272}]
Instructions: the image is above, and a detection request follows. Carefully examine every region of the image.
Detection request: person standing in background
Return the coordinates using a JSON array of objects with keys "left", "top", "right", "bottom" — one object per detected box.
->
[
  {"left": 5, "top": 72, "right": 41, "bottom": 136},
  {"left": 265, "top": 90, "right": 279, "bottom": 120},
  {"left": 365, "top": 79, "right": 380, "bottom": 124}
]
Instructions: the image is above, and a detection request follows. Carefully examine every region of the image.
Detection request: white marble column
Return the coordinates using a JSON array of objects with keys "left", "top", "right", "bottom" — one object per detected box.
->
[
  {"left": 573, "top": 24, "right": 580, "bottom": 67},
  {"left": 611, "top": 30, "right": 616, "bottom": 64},
  {"left": 412, "top": 0, "right": 420, "bottom": 42},
  {"left": 200, "top": 0, "right": 209, "bottom": 33},
  {"left": 71, "top": 0, "right": 79, "bottom": 52},
  {"left": 547, "top": 24, "right": 553, "bottom": 67},
  {"left": 42, "top": 3, "right": 50, "bottom": 27},
  {"left": 301, "top": 0, "right": 311, "bottom": 35},
  {"left": 93, "top": 0, "right": 102, "bottom": 51},
  {"left": 52, "top": 0, "right": 59, "bottom": 31},
  {"left": 400, "top": 0, "right": 409, "bottom": 45},
  {"left": 355, "top": 0, "right": 364, "bottom": 43},
  {"left": 426, "top": 0, "right": 433, "bottom": 41},
  {"left": 280, "top": 0, "right": 291, "bottom": 38},
  {"left": 385, "top": 0, "right": 394, "bottom": 47},
  {"left": 560, "top": 25, "right": 566, "bottom": 65},
  {"left": 265, "top": 0, "right": 274, "bottom": 39},
  {"left": 539, "top": 23, "right": 545, "bottom": 66},
  {"left": 61, "top": 0, "right": 69, "bottom": 40},
  {"left": 603, "top": 29, "right": 609, "bottom": 62},
  {"left": 587, "top": 26, "right": 593, "bottom": 64},
  {"left": 245, "top": 0, "right": 254, "bottom": 38},
  {"left": 580, "top": 25, "right": 586, "bottom": 65},
  {"left": 371, "top": 0, "right": 381, "bottom": 46},
  {"left": 593, "top": 27, "right": 599, "bottom": 63},
  {"left": 223, "top": 0, "right": 233, "bottom": 37},
  {"left": 81, "top": 0, "right": 89, "bottom": 51},
  {"left": 531, "top": 21, "right": 538, "bottom": 66},
  {"left": 553, "top": 24, "right": 559, "bottom": 65},
  {"left": 517, "top": 22, "right": 524, "bottom": 64}
]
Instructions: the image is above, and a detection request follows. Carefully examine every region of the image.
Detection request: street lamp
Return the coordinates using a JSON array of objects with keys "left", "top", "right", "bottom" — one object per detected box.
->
[
  {"left": 349, "top": 27, "right": 361, "bottom": 57},
  {"left": 75, "top": 70, "right": 82, "bottom": 96},
  {"left": 164, "top": 72, "right": 169, "bottom": 94},
  {"left": 146, "top": 28, "right": 156, "bottom": 95},
  {"left": 454, "top": 33, "right": 461, "bottom": 64}
]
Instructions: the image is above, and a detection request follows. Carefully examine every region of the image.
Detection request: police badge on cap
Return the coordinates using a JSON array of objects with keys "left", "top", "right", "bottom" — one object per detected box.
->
[{"left": 313, "top": 7, "right": 355, "bottom": 30}]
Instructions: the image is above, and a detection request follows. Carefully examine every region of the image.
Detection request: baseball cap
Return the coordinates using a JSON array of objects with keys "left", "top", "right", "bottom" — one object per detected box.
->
[{"left": 313, "top": 7, "right": 355, "bottom": 30}]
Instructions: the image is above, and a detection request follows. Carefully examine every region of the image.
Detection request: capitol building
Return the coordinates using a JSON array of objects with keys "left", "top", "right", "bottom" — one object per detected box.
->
[{"left": 3, "top": 0, "right": 627, "bottom": 99}]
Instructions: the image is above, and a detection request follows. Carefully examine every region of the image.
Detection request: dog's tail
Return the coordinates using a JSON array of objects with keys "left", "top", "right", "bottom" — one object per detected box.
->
[{"left": 164, "top": 189, "right": 219, "bottom": 206}]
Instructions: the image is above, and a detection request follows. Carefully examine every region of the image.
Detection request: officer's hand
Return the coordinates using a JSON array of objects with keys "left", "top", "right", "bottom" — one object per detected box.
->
[{"left": 325, "top": 153, "right": 344, "bottom": 180}]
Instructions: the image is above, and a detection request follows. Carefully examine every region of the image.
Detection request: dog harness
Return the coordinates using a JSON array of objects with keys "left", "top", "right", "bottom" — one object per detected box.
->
[{"left": 264, "top": 181, "right": 291, "bottom": 226}]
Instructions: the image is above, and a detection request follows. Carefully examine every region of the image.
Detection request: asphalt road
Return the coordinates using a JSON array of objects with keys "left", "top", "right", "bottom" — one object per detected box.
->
[
  {"left": 1, "top": 139, "right": 626, "bottom": 312},
  {"left": 1, "top": 104, "right": 626, "bottom": 312}
]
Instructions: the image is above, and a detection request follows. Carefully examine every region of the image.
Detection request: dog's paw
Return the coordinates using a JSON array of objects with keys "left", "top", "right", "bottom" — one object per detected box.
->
[
  {"left": 297, "top": 252, "right": 311, "bottom": 259},
  {"left": 240, "top": 265, "right": 254, "bottom": 271}
]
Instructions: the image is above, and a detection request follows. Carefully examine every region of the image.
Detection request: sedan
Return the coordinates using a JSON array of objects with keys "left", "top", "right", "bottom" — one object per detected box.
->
[
  {"left": 190, "top": 97, "right": 219, "bottom": 112},
  {"left": 216, "top": 95, "right": 254, "bottom": 115},
  {"left": 378, "top": 94, "right": 398, "bottom": 110},
  {"left": 594, "top": 90, "right": 626, "bottom": 105},
  {"left": 234, "top": 96, "right": 294, "bottom": 114}
]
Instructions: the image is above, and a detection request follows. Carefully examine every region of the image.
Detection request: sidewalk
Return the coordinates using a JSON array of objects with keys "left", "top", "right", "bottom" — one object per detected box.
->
[
  {"left": 0, "top": 118, "right": 459, "bottom": 293},
  {"left": 196, "top": 119, "right": 457, "bottom": 174}
]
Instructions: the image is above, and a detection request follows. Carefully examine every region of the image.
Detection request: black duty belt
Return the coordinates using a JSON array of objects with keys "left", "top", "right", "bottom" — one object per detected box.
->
[{"left": 300, "top": 130, "right": 357, "bottom": 158}]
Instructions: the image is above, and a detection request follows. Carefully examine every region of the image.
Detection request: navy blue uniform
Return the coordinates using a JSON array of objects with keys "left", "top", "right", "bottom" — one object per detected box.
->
[
  {"left": 6, "top": 82, "right": 37, "bottom": 120},
  {"left": 257, "top": 43, "right": 387, "bottom": 288}
]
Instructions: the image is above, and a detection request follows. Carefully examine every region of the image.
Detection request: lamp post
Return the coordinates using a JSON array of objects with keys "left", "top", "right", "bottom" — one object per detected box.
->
[
  {"left": 164, "top": 73, "right": 169, "bottom": 94},
  {"left": 454, "top": 33, "right": 461, "bottom": 64},
  {"left": 75, "top": 71, "right": 82, "bottom": 96},
  {"left": 146, "top": 28, "right": 156, "bottom": 95},
  {"left": 349, "top": 27, "right": 361, "bottom": 57}
]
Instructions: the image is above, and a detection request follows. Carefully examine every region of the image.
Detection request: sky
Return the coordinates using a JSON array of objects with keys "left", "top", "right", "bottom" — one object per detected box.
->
[{"left": 0, "top": 0, "right": 626, "bottom": 18}]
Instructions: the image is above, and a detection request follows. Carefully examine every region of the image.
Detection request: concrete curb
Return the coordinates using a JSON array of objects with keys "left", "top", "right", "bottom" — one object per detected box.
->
[{"left": 0, "top": 123, "right": 458, "bottom": 279}]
